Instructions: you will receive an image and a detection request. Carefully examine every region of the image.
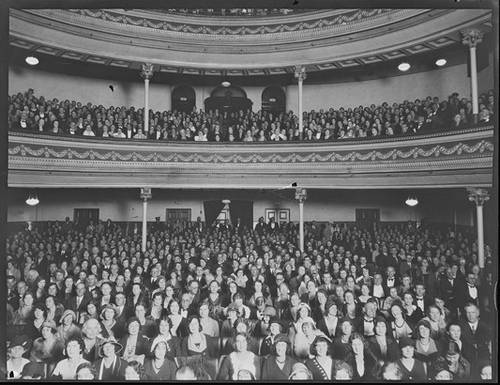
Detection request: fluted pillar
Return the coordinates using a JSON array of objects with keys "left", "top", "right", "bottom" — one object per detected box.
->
[
  {"left": 294, "top": 66, "right": 307, "bottom": 140},
  {"left": 467, "top": 187, "right": 489, "bottom": 268},
  {"left": 295, "top": 187, "right": 307, "bottom": 253},
  {"left": 461, "top": 29, "right": 484, "bottom": 124},
  {"left": 140, "top": 63, "right": 154, "bottom": 133},
  {"left": 140, "top": 187, "right": 152, "bottom": 253}
]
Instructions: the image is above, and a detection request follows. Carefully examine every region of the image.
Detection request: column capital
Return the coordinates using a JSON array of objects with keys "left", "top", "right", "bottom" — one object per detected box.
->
[
  {"left": 140, "top": 187, "right": 152, "bottom": 200},
  {"left": 294, "top": 65, "right": 307, "bottom": 82},
  {"left": 140, "top": 63, "right": 155, "bottom": 80},
  {"left": 467, "top": 187, "right": 489, "bottom": 206},
  {"left": 295, "top": 187, "right": 307, "bottom": 203},
  {"left": 461, "top": 28, "right": 484, "bottom": 48}
]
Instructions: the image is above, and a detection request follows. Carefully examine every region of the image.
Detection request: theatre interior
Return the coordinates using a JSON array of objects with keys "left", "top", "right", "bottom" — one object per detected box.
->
[{"left": 5, "top": 5, "right": 498, "bottom": 382}]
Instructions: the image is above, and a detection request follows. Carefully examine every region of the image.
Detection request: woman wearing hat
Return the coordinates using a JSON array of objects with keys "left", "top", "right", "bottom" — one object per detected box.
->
[
  {"left": 396, "top": 336, "right": 427, "bottom": 380},
  {"left": 288, "top": 362, "right": 313, "bottom": 380},
  {"left": 142, "top": 339, "right": 177, "bottom": 380},
  {"left": 366, "top": 316, "right": 400, "bottom": 364},
  {"left": 332, "top": 318, "right": 354, "bottom": 361},
  {"left": 50, "top": 337, "right": 89, "bottom": 379},
  {"left": 261, "top": 334, "right": 297, "bottom": 380},
  {"left": 317, "top": 300, "right": 341, "bottom": 340},
  {"left": 293, "top": 319, "right": 326, "bottom": 360},
  {"left": 149, "top": 316, "right": 181, "bottom": 361},
  {"left": 7, "top": 335, "right": 31, "bottom": 379},
  {"left": 100, "top": 304, "right": 122, "bottom": 339},
  {"left": 414, "top": 319, "right": 439, "bottom": 365},
  {"left": 56, "top": 309, "right": 81, "bottom": 342},
  {"left": 12, "top": 292, "right": 35, "bottom": 326},
  {"left": 305, "top": 335, "right": 335, "bottom": 380},
  {"left": 30, "top": 320, "right": 65, "bottom": 373},
  {"left": 432, "top": 341, "right": 471, "bottom": 380},
  {"left": 119, "top": 317, "right": 150, "bottom": 364},
  {"left": 218, "top": 332, "right": 261, "bottom": 380},
  {"left": 94, "top": 337, "right": 127, "bottom": 380},
  {"left": 259, "top": 317, "right": 286, "bottom": 356}
]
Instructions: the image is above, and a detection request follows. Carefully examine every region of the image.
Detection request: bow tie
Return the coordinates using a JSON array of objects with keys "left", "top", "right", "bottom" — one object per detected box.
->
[
  {"left": 364, "top": 318, "right": 374, "bottom": 323},
  {"left": 416, "top": 297, "right": 424, "bottom": 301},
  {"left": 467, "top": 283, "right": 476, "bottom": 288}
]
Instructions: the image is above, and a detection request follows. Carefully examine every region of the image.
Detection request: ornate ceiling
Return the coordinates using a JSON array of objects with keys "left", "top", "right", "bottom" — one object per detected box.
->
[{"left": 9, "top": 8, "right": 492, "bottom": 76}]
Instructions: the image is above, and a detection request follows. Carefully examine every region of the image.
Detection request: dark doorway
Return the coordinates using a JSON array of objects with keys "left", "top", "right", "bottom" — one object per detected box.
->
[
  {"left": 172, "top": 85, "right": 196, "bottom": 113},
  {"left": 74, "top": 208, "right": 99, "bottom": 229},
  {"left": 204, "top": 85, "right": 253, "bottom": 113},
  {"left": 356, "top": 208, "right": 380, "bottom": 230},
  {"left": 262, "top": 85, "right": 286, "bottom": 112},
  {"left": 229, "top": 200, "right": 254, "bottom": 230}
]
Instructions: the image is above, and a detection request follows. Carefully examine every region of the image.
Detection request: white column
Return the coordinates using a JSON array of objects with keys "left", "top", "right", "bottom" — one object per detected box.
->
[
  {"left": 294, "top": 66, "right": 307, "bottom": 140},
  {"left": 295, "top": 187, "right": 307, "bottom": 253},
  {"left": 461, "top": 29, "right": 483, "bottom": 124},
  {"left": 140, "top": 63, "right": 154, "bottom": 133},
  {"left": 467, "top": 187, "right": 489, "bottom": 268},
  {"left": 140, "top": 188, "right": 152, "bottom": 253}
]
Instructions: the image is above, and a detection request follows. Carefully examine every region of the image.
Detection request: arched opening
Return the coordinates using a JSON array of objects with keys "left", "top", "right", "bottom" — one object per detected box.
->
[
  {"left": 172, "top": 85, "right": 196, "bottom": 113},
  {"left": 262, "top": 85, "right": 286, "bottom": 113},
  {"left": 204, "top": 85, "right": 253, "bottom": 113}
]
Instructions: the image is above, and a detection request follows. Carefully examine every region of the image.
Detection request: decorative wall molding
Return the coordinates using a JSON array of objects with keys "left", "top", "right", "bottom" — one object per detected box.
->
[
  {"left": 8, "top": 127, "right": 494, "bottom": 189},
  {"left": 9, "top": 8, "right": 492, "bottom": 74}
]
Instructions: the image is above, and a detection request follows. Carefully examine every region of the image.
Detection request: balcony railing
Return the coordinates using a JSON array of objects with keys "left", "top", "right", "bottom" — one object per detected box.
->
[{"left": 8, "top": 125, "right": 494, "bottom": 189}]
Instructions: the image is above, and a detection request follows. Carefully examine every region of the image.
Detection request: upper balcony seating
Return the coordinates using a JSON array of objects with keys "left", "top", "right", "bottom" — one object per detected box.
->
[{"left": 8, "top": 89, "right": 494, "bottom": 143}]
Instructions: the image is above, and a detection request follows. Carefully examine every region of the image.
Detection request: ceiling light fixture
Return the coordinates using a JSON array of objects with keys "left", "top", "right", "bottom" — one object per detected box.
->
[
  {"left": 221, "top": 81, "right": 231, "bottom": 87},
  {"left": 25, "top": 56, "right": 39, "bottom": 66},
  {"left": 26, "top": 192, "right": 40, "bottom": 206},
  {"left": 398, "top": 62, "right": 411, "bottom": 72},
  {"left": 405, "top": 196, "right": 418, "bottom": 207},
  {"left": 435, "top": 58, "right": 447, "bottom": 67}
]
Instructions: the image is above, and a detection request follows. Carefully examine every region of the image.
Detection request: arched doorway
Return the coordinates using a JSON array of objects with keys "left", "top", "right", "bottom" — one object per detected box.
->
[
  {"left": 172, "top": 85, "right": 196, "bottom": 113},
  {"left": 262, "top": 85, "right": 286, "bottom": 112},
  {"left": 204, "top": 85, "right": 253, "bottom": 113}
]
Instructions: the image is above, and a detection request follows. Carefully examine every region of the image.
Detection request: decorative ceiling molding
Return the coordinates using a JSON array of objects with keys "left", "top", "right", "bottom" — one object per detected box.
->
[
  {"left": 8, "top": 127, "right": 493, "bottom": 189},
  {"left": 9, "top": 8, "right": 492, "bottom": 75}
]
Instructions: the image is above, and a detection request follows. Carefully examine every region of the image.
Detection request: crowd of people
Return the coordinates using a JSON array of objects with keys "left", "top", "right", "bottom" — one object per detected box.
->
[
  {"left": 5, "top": 216, "right": 495, "bottom": 381},
  {"left": 8, "top": 88, "right": 494, "bottom": 142}
]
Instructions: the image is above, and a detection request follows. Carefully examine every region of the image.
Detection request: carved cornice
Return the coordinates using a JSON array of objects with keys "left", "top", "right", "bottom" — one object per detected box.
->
[
  {"left": 9, "top": 8, "right": 492, "bottom": 74},
  {"left": 66, "top": 9, "right": 392, "bottom": 36},
  {"left": 7, "top": 126, "right": 494, "bottom": 190}
]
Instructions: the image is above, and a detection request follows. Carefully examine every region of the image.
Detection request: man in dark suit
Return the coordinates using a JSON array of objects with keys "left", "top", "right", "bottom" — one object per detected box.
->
[
  {"left": 413, "top": 283, "right": 432, "bottom": 314},
  {"left": 456, "top": 272, "right": 482, "bottom": 312},
  {"left": 458, "top": 303, "right": 491, "bottom": 375},
  {"left": 267, "top": 217, "right": 279, "bottom": 234},
  {"left": 438, "top": 266, "right": 463, "bottom": 317},
  {"left": 354, "top": 300, "right": 378, "bottom": 337},
  {"left": 66, "top": 282, "right": 91, "bottom": 320},
  {"left": 114, "top": 292, "right": 132, "bottom": 338},
  {"left": 319, "top": 272, "right": 336, "bottom": 296},
  {"left": 254, "top": 217, "right": 267, "bottom": 236},
  {"left": 383, "top": 266, "right": 400, "bottom": 293}
]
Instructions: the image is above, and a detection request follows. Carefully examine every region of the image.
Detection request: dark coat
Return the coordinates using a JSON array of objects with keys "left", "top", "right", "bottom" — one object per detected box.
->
[
  {"left": 93, "top": 356, "right": 128, "bottom": 380},
  {"left": 261, "top": 355, "right": 296, "bottom": 380}
]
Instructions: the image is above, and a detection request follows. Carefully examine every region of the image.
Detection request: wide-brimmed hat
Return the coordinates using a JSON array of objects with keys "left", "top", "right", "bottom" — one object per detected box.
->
[
  {"left": 150, "top": 337, "right": 169, "bottom": 353},
  {"left": 226, "top": 303, "right": 239, "bottom": 313},
  {"left": 59, "top": 309, "right": 77, "bottom": 324},
  {"left": 399, "top": 336, "right": 415, "bottom": 349},
  {"left": 269, "top": 317, "right": 288, "bottom": 333},
  {"left": 310, "top": 334, "right": 332, "bottom": 356},
  {"left": 99, "top": 304, "right": 117, "bottom": 320},
  {"left": 41, "top": 320, "right": 57, "bottom": 333},
  {"left": 8, "top": 334, "right": 31, "bottom": 350},
  {"left": 263, "top": 306, "right": 277, "bottom": 317},
  {"left": 99, "top": 337, "right": 123, "bottom": 356},
  {"left": 273, "top": 333, "right": 290, "bottom": 347}
]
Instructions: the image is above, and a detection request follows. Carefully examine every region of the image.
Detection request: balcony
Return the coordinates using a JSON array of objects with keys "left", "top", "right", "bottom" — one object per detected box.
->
[{"left": 8, "top": 125, "right": 493, "bottom": 189}]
